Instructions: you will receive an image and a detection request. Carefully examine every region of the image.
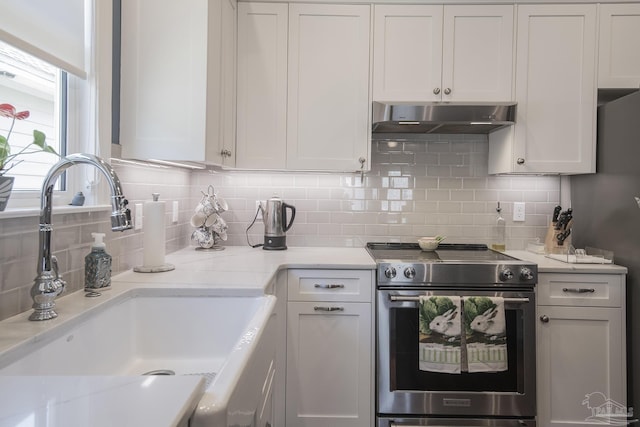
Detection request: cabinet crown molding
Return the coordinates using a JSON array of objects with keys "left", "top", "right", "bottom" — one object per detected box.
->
[{"left": 239, "top": 0, "right": 633, "bottom": 4}]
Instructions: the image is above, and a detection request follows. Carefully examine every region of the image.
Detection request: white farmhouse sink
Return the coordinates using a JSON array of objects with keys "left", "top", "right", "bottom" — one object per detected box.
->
[{"left": 0, "top": 290, "right": 277, "bottom": 427}]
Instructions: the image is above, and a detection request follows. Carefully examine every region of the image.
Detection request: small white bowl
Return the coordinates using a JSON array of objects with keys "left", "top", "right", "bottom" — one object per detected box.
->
[{"left": 418, "top": 237, "right": 441, "bottom": 251}]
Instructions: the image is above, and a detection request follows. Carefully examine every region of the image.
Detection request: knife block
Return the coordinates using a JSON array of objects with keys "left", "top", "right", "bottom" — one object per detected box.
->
[{"left": 544, "top": 223, "right": 572, "bottom": 254}]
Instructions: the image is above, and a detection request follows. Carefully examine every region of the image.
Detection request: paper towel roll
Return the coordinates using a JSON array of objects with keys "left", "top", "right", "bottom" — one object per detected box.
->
[{"left": 143, "top": 199, "right": 166, "bottom": 267}]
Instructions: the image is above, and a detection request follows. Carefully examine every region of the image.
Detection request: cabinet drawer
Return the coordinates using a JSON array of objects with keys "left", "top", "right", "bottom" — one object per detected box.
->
[
  {"left": 537, "top": 273, "right": 624, "bottom": 307},
  {"left": 288, "top": 269, "right": 373, "bottom": 302}
]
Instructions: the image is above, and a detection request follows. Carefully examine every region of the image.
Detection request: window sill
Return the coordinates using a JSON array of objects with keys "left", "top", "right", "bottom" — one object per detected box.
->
[{"left": 0, "top": 204, "right": 112, "bottom": 220}]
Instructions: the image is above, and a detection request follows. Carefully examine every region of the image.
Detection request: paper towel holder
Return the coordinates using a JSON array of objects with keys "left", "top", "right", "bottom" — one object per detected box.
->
[
  {"left": 133, "top": 263, "right": 175, "bottom": 273},
  {"left": 134, "top": 193, "right": 176, "bottom": 273}
]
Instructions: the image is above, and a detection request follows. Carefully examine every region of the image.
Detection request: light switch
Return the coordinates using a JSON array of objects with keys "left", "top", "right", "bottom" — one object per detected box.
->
[{"left": 172, "top": 201, "right": 179, "bottom": 223}]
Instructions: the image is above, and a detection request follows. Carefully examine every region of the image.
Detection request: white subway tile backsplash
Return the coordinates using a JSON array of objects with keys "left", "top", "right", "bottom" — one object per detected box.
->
[{"left": 0, "top": 136, "right": 560, "bottom": 321}]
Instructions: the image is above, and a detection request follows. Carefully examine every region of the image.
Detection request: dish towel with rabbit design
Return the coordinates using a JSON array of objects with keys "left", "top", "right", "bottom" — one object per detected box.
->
[
  {"left": 418, "top": 296, "right": 462, "bottom": 373},
  {"left": 463, "top": 296, "right": 508, "bottom": 372}
]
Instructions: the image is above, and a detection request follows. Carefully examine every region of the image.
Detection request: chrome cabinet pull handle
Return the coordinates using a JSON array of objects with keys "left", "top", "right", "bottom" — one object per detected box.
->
[
  {"left": 433, "top": 87, "right": 441, "bottom": 95},
  {"left": 314, "top": 284, "right": 345, "bottom": 289},
  {"left": 562, "top": 287, "right": 595, "bottom": 293},
  {"left": 444, "top": 87, "right": 451, "bottom": 95},
  {"left": 540, "top": 315, "right": 550, "bottom": 323},
  {"left": 358, "top": 156, "right": 366, "bottom": 184},
  {"left": 314, "top": 306, "right": 344, "bottom": 312},
  {"left": 517, "top": 157, "right": 525, "bottom": 165}
]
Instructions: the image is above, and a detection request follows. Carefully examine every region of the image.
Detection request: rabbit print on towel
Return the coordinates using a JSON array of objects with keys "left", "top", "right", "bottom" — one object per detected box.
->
[
  {"left": 464, "top": 296, "right": 508, "bottom": 372},
  {"left": 418, "top": 296, "right": 462, "bottom": 373}
]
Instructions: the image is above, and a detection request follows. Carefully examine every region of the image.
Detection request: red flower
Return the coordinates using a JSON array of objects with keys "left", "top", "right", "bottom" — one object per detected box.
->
[{"left": 0, "top": 104, "right": 30, "bottom": 120}]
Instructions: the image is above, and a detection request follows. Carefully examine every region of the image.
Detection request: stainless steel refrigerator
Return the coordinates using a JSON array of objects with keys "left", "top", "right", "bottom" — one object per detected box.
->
[{"left": 572, "top": 89, "right": 640, "bottom": 415}]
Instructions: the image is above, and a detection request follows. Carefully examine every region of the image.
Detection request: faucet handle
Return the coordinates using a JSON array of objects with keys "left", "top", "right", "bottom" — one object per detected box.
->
[
  {"left": 51, "top": 255, "right": 66, "bottom": 295},
  {"left": 111, "top": 197, "right": 133, "bottom": 231}
]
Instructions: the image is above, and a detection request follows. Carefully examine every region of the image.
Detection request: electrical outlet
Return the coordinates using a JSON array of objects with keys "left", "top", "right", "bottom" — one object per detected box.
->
[
  {"left": 513, "top": 202, "right": 526, "bottom": 222},
  {"left": 172, "top": 201, "right": 179, "bottom": 223},
  {"left": 134, "top": 203, "right": 143, "bottom": 230},
  {"left": 255, "top": 200, "right": 263, "bottom": 220}
]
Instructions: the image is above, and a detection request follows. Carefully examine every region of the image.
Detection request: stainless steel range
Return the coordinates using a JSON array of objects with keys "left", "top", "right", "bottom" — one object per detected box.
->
[{"left": 367, "top": 242, "right": 537, "bottom": 427}]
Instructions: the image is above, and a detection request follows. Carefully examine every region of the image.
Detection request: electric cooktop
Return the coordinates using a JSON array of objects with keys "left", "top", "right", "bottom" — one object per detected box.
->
[{"left": 366, "top": 242, "right": 537, "bottom": 287}]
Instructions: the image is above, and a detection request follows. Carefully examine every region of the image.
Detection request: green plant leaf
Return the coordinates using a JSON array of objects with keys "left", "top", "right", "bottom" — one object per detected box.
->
[
  {"left": 31, "top": 130, "right": 57, "bottom": 155},
  {"left": 0, "top": 135, "right": 8, "bottom": 170}
]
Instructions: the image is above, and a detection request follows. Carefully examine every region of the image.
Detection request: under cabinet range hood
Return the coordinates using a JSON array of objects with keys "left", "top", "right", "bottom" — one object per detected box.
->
[{"left": 372, "top": 101, "right": 517, "bottom": 134}]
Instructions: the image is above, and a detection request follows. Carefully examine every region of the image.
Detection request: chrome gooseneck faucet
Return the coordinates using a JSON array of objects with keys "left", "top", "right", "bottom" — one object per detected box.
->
[{"left": 29, "top": 153, "right": 132, "bottom": 321}]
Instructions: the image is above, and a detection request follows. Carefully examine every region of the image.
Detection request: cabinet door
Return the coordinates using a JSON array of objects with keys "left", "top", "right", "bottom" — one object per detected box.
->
[
  {"left": 442, "top": 5, "right": 514, "bottom": 102},
  {"left": 509, "top": 4, "right": 597, "bottom": 174},
  {"left": 537, "top": 305, "right": 626, "bottom": 426},
  {"left": 215, "top": 0, "right": 237, "bottom": 167},
  {"left": 372, "top": 5, "right": 443, "bottom": 102},
  {"left": 598, "top": 3, "right": 640, "bottom": 88},
  {"left": 287, "top": 4, "right": 371, "bottom": 171},
  {"left": 121, "top": 0, "right": 234, "bottom": 165},
  {"left": 236, "top": 2, "right": 288, "bottom": 169},
  {"left": 121, "top": 0, "right": 208, "bottom": 161},
  {"left": 286, "top": 301, "right": 371, "bottom": 427}
]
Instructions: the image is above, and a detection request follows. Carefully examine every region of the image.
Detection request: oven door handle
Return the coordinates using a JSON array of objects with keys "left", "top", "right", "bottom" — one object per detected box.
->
[
  {"left": 388, "top": 295, "right": 530, "bottom": 304},
  {"left": 389, "top": 424, "right": 437, "bottom": 427}
]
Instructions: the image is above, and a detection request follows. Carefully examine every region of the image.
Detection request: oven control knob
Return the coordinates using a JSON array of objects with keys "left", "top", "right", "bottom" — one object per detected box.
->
[
  {"left": 520, "top": 267, "right": 534, "bottom": 281},
  {"left": 500, "top": 269, "right": 514, "bottom": 281},
  {"left": 384, "top": 266, "right": 397, "bottom": 279},
  {"left": 404, "top": 267, "right": 416, "bottom": 279}
]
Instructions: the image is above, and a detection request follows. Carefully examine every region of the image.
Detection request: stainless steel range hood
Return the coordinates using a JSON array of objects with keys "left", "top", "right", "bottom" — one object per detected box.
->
[{"left": 372, "top": 101, "right": 517, "bottom": 134}]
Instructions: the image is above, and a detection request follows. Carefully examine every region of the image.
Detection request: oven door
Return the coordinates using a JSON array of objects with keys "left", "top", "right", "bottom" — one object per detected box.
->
[{"left": 377, "top": 288, "right": 536, "bottom": 418}]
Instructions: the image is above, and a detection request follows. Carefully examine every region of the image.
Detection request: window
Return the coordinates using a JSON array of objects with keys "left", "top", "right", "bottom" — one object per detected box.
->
[
  {"left": 0, "top": 1, "right": 115, "bottom": 211},
  {"left": 0, "top": 40, "right": 66, "bottom": 192}
]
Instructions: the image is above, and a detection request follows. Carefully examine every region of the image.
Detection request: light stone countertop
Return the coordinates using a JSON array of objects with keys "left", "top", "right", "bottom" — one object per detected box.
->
[
  {"left": 0, "top": 245, "right": 375, "bottom": 427},
  {"left": 113, "top": 245, "right": 377, "bottom": 289},
  {"left": 506, "top": 250, "right": 628, "bottom": 274}
]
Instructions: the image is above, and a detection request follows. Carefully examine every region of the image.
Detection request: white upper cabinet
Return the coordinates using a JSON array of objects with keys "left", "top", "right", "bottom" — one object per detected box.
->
[
  {"left": 373, "top": 5, "right": 443, "bottom": 102},
  {"left": 598, "top": 3, "right": 640, "bottom": 89},
  {"left": 373, "top": 5, "right": 514, "bottom": 102},
  {"left": 489, "top": 4, "right": 597, "bottom": 174},
  {"left": 237, "top": 3, "right": 371, "bottom": 172},
  {"left": 287, "top": 4, "right": 371, "bottom": 171},
  {"left": 236, "top": 2, "right": 288, "bottom": 169},
  {"left": 120, "top": 0, "right": 237, "bottom": 166}
]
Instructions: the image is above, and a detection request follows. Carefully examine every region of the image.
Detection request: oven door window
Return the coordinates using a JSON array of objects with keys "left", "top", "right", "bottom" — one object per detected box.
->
[{"left": 390, "top": 304, "right": 524, "bottom": 392}]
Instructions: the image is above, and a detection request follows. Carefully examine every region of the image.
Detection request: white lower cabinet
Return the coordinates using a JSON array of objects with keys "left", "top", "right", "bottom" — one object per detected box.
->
[
  {"left": 284, "top": 269, "right": 373, "bottom": 427},
  {"left": 536, "top": 273, "right": 627, "bottom": 426}
]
